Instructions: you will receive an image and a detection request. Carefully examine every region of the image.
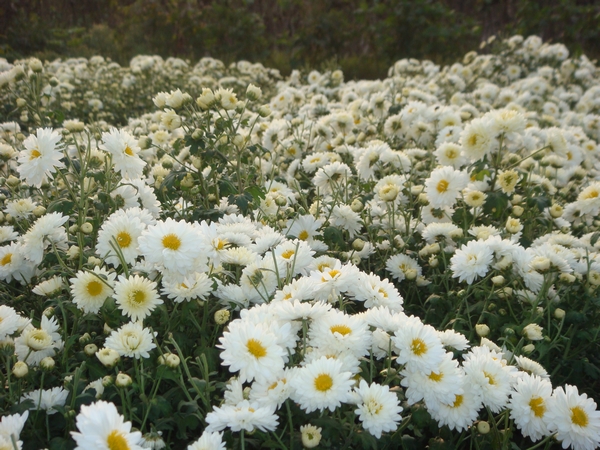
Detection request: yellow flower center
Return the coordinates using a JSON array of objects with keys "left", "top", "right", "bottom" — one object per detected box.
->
[
  {"left": 436, "top": 180, "right": 449, "bottom": 193},
  {"left": 30, "top": 148, "right": 41, "bottom": 160},
  {"left": 298, "top": 230, "right": 309, "bottom": 240},
  {"left": 124, "top": 146, "right": 134, "bottom": 156},
  {"left": 27, "top": 329, "right": 51, "bottom": 350},
  {"left": 215, "top": 238, "right": 227, "bottom": 250},
  {"left": 107, "top": 430, "right": 131, "bottom": 450},
  {"left": 330, "top": 325, "right": 352, "bottom": 336},
  {"left": 162, "top": 234, "right": 181, "bottom": 251},
  {"left": 281, "top": 249, "right": 295, "bottom": 260},
  {"left": 428, "top": 372, "right": 443, "bottom": 382},
  {"left": 468, "top": 134, "right": 479, "bottom": 147},
  {"left": 130, "top": 290, "right": 146, "bottom": 305},
  {"left": 116, "top": 232, "right": 132, "bottom": 248},
  {"left": 571, "top": 406, "right": 589, "bottom": 427},
  {"left": 529, "top": 396, "right": 546, "bottom": 418},
  {"left": 410, "top": 338, "right": 428, "bottom": 356},
  {"left": 314, "top": 373, "right": 333, "bottom": 392},
  {"left": 483, "top": 371, "right": 496, "bottom": 386},
  {"left": 86, "top": 280, "right": 103, "bottom": 297},
  {"left": 452, "top": 394, "right": 464, "bottom": 408},
  {"left": 366, "top": 399, "right": 383, "bottom": 415},
  {"left": 1, "top": 253, "right": 12, "bottom": 266},
  {"left": 246, "top": 338, "right": 267, "bottom": 358}
]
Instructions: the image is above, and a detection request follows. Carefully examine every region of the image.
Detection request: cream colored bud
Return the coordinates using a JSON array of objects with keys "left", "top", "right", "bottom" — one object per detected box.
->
[
  {"left": 96, "top": 347, "right": 119, "bottom": 367},
  {"left": 352, "top": 239, "right": 365, "bottom": 251},
  {"left": 491, "top": 275, "right": 505, "bottom": 286},
  {"left": 214, "top": 309, "right": 230, "bottom": 325},
  {"left": 418, "top": 193, "right": 429, "bottom": 205},
  {"left": 6, "top": 175, "right": 20, "bottom": 187},
  {"left": 43, "top": 306, "right": 54, "bottom": 317},
  {"left": 554, "top": 308, "right": 565, "bottom": 319},
  {"left": 506, "top": 217, "right": 522, "bottom": 234},
  {"left": 12, "top": 361, "right": 28, "bottom": 378},
  {"left": 116, "top": 372, "right": 132, "bottom": 387},
  {"left": 80, "top": 222, "right": 93, "bottom": 234},
  {"left": 246, "top": 84, "right": 262, "bottom": 101},
  {"left": 522, "top": 323, "right": 543, "bottom": 340},
  {"left": 477, "top": 421, "right": 490, "bottom": 434},
  {"left": 29, "top": 58, "right": 43, "bottom": 72},
  {"left": 69, "top": 224, "right": 79, "bottom": 234},
  {"left": 166, "top": 353, "right": 180, "bottom": 368},
  {"left": 79, "top": 332, "right": 91, "bottom": 344},
  {"left": 559, "top": 273, "right": 576, "bottom": 283},
  {"left": 258, "top": 105, "right": 271, "bottom": 117},
  {"left": 16, "top": 98, "right": 26, "bottom": 107},
  {"left": 40, "top": 356, "right": 55, "bottom": 370},
  {"left": 428, "top": 255, "right": 439, "bottom": 268},
  {"left": 512, "top": 205, "right": 524, "bottom": 217},
  {"left": 32, "top": 205, "right": 46, "bottom": 217},
  {"left": 350, "top": 199, "right": 363, "bottom": 212},
  {"left": 87, "top": 256, "right": 102, "bottom": 266},
  {"left": 67, "top": 245, "right": 80, "bottom": 260},
  {"left": 405, "top": 268, "right": 418, "bottom": 280},
  {"left": 85, "top": 343, "right": 98, "bottom": 356},
  {"left": 511, "top": 194, "right": 523, "bottom": 205},
  {"left": 522, "top": 343, "right": 535, "bottom": 354},
  {"left": 549, "top": 204, "right": 563, "bottom": 218},
  {"left": 102, "top": 375, "right": 114, "bottom": 387},
  {"left": 475, "top": 324, "right": 490, "bottom": 337}
]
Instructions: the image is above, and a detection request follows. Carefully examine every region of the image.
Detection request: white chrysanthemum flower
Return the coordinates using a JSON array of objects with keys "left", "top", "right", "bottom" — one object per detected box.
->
[
  {"left": 450, "top": 240, "right": 494, "bottom": 284},
  {"left": 308, "top": 309, "right": 372, "bottom": 358},
  {"left": 392, "top": 319, "right": 446, "bottom": 373},
  {"left": 0, "top": 242, "right": 28, "bottom": 283},
  {"left": 161, "top": 271, "right": 213, "bottom": 303},
  {"left": 460, "top": 117, "right": 496, "bottom": 162},
  {"left": 4, "top": 198, "right": 37, "bottom": 220},
  {"left": 138, "top": 218, "right": 205, "bottom": 277},
  {"left": 100, "top": 128, "right": 146, "bottom": 179},
  {"left": 425, "top": 166, "right": 469, "bottom": 208},
  {"left": 218, "top": 320, "right": 286, "bottom": 383},
  {"left": 249, "top": 369, "right": 293, "bottom": 409},
  {"left": 509, "top": 373, "right": 552, "bottom": 442},
  {"left": 0, "top": 225, "right": 19, "bottom": 244},
  {"left": 309, "top": 260, "right": 361, "bottom": 301},
  {"left": 0, "top": 410, "right": 28, "bottom": 449},
  {"left": 434, "top": 142, "right": 466, "bottom": 168},
  {"left": 15, "top": 315, "right": 63, "bottom": 366},
  {"left": 32, "top": 276, "right": 64, "bottom": 297},
  {"left": 113, "top": 275, "right": 162, "bottom": 322},
  {"left": 545, "top": 384, "right": 600, "bottom": 450},
  {"left": 17, "top": 127, "right": 64, "bottom": 188},
  {"left": 354, "top": 380, "right": 403, "bottom": 438},
  {"left": 187, "top": 431, "right": 226, "bottom": 450},
  {"left": 20, "top": 387, "right": 68, "bottom": 415},
  {"left": 286, "top": 214, "right": 323, "bottom": 243},
  {"left": 205, "top": 400, "right": 278, "bottom": 433},
  {"left": 402, "top": 352, "right": 464, "bottom": 408},
  {"left": 71, "top": 400, "right": 144, "bottom": 450},
  {"left": 514, "top": 355, "right": 549, "bottom": 380},
  {"left": 437, "top": 329, "right": 470, "bottom": 351},
  {"left": 0, "top": 305, "right": 28, "bottom": 340},
  {"left": 351, "top": 272, "right": 404, "bottom": 312},
  {"left": 426, "top": 381, "right": 482, "bottom": 432},
  {"left": 96, "top": 209, "right": 148, "bottom": 267},
  {"left": 290, "top": 356, "right": 354, "bottom": 413},
  {"left": 22, "top": 212, "right": 69, "bottom": 264},
  {"left": 104, "top": 321, "right": 157, "bottom": 359},
  {"left": 70, "top": 266, "right": 116, "bottom": 314},
  {"left": 312, "top": 161, "right": 352, "bottom": 195},
  {"left": 273, "top": 239, "right": 315, "bottom": 277},
  {"left": 463, "top": 347, "right": 513, "bottom": 413},
  {"left": 330, "top": 204, "right": 363, "bottom": 238},
  {"left": 386, "top": 254, "right": 421, "bottom": 282}
]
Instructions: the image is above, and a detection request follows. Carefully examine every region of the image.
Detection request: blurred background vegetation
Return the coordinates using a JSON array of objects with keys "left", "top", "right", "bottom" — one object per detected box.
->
[{"left": 1, "top": 0, "right": 599, "bottom": 79}]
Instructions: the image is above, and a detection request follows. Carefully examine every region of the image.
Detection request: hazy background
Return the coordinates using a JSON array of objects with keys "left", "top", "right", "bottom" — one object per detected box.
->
[{"left": 2, "top": 0, "right": 599, "bottom": 79}]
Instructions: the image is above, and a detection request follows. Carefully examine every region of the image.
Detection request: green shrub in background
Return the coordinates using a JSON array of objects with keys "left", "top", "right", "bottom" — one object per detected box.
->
[{"left": 0, "top": 0, "right": 599, "bottom": 79}]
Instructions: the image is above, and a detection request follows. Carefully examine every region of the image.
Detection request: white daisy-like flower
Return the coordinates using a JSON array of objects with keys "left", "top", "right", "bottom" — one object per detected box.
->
[
  {"left": 450, "top": 240, "right": 494, "bottom": 284},
  {"left": 96, "top": 209, "right": 147, "bottom": 267},
  {"left": 509, "top": 373, "right": 552, "bottom": 442},
  {"left": 249, "top": 369, "right": 293, "bottom": 409},
  {"left": 289, "top": 356, "right": 354, "bottom": 413},
  {"left": 138, "top": 218, "right": 205, "bottom": 277},
  {"left": 351, "top": 272, "right": 404, "bottom": 312},
  {"left": 330, "top": 204, "right": 363, "bottom": 238},
  {"left": 100, "top": 128, "right": 146, "bottom": 179},
  {"left": 20, "top": 387, "right": 68, "bottom": 415},
  {"left": 460, "top": 117, "right": 496, "bottom": 162},
  {"left": 70, "top": 266, "right": 116, "bottom": 314},
  {"left": 0, "top": 411, "right": 28, "bottom": 449},
  {"left": 161, "top": 271, "right": 213, "bottom": 303},
  {"left": 113, "top": 274, "right": 163, "bottom": 322},
  {"left": 434, "top": 142, "right": 467, "bottom": 168},
  {"left": 218, "top": 320, "right": 286, "bottom": 383},
  {"left": 104, "top": 321, "right": 157, "bottom": 359},
  {"left": 273, "top": 239, "right": 315, "bottom": 277},
  {"left": 0, "top": 305, "right": 28, "bottom": 340},
  {"left": 354, "top": 380, "right": 403, "bottom": 438},
  {"left": 545, "top": 384, "right": 600, "bottom": 450},
  {"left": 392, "top": 318, "right": 446, "bottom": 373},
  {"left": 426, "top": 381, "right": 482, "bottom": 432},
  {"left": 424, "top": 166, "right": 469, "bottom": 208},
  {"left": 385, "top": 254, "right": 421, "bottom": 282},
  {"left": 22, "top": 212, "right": 69, "bottom": 264},
  {"left": 15, "top": 315, "right": 64, "bottom": 366},
  {"left": 0, "top": 225, "right": 19, "bottom": 244},
  {"left": 71, "top": 400, "right": 144, "bottom": 450},
  {"left": 308, "top": 309, "right": 372, "bottom": 358},
  {"left": 312, "top": 161, "right": 352, "bottom": 195},
  {"left": 17, "top": 127, "right": 64, "bottom": 188},
  {"left": 4, "top": 198, "right": 37, "bottom": 220},
  {"left": 205, "top": 400, "right": 279, "bottom": 433},
  {"left": 187, "top": 431, "right": 226, "bottom": 450}
]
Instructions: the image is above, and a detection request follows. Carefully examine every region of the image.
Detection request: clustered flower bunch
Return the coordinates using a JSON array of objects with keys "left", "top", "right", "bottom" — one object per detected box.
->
[{"left": 1, "top": 34, "right": 600, "bottom": 450}]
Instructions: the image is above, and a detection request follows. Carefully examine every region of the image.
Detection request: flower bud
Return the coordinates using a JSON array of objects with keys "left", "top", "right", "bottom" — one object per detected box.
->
[
  {"left": 300, "top": 424, "right": 322, "bottom": 449},
  {"left": 96, "top": 347, "right": 120, "bottom": 367},
  {"left": 246, "top": 84, "right": 262, "bottom": 101},
  {"left": 350, "top": 199, "right": 363, "bottom": 212},
  {"left": 477, "top": 421, "right": 490, "bottom": 434},
  {"left": 258, "top": 105, "right": 271, "bottom": 118},
  {"left": 80, "top": 222, "right": 93, "bottom": 234},
  {"left": 102, "top": 375, "right": 114, "bottom": 387},
  {"left": 166, "top": 353, "right": 180, "bottom": 368},
  {"left": 40, "top": 356, "right": 55, "bottom": 371},
  {"left": 476, "top": 324, "right": 490, "bottom": 337},
  {"left": 522, "top": 323, "right": 543, "bottom": 341},
  {"left": 522, "top": 343, "right": 535, "bottom": 354},
  {"left": 29, "top": 58, "right": 43, "bottom": 73},
  {"left": 554, "top": 308, "right": 565, "bottom": 319},
  {"left": 214, "top": 309, "right": 230, "bottom": 325},
  {"left": 512, "top": 205, "right": 524, "bottom": 217},
  {"left": 85, "top": 343, "right": 98, "bottom": 356},
  {"left": 116, "top": 372, "right": 132, "bottom": 387},
  {"left": 12, "top": 361, "right": 28, "bottom": 378}
]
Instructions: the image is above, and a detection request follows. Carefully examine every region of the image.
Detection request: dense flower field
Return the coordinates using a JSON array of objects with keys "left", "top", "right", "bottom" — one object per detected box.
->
[{"left": 1, "top": 34, "right": 600, "bottom": 450}]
